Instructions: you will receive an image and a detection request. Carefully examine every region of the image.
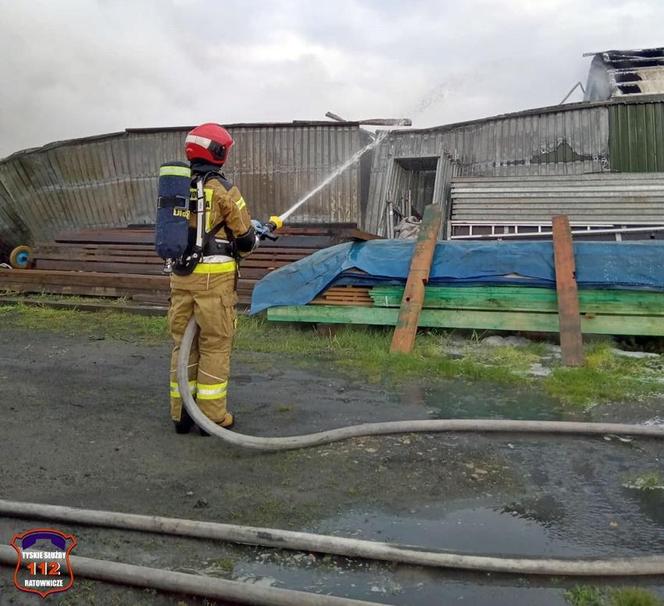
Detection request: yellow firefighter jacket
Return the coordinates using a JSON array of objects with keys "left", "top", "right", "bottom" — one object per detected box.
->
[{"left": 170, "top": 174, "right": 253, "bottom": 293}]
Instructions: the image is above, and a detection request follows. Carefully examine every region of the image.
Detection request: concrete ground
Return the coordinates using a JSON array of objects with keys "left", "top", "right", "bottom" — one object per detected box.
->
[{"left": 1, "top": 325, "right": 663, "bottom": 605}]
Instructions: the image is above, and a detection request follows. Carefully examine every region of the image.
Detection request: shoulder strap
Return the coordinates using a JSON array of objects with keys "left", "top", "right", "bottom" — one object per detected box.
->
[
  {"left": 203, "top": 172, "right": 233, "bottom": 191},
  {"left": 200, "top": 173, "right": 234, "bottom": 247}
]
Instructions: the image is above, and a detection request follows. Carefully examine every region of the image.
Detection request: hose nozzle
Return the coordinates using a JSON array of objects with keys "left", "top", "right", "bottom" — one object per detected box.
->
[{"left": 268, "top": 215, "right": 284, "bottom": 231}]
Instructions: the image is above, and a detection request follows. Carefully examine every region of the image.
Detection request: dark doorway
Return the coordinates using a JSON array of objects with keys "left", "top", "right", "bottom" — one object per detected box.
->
[{"left": 389, "top": 156, "right": 439, "bottom": 219}]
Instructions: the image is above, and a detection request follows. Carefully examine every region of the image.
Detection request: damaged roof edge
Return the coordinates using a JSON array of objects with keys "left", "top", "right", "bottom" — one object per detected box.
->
[
  {"left": 0, "top": 120, "right": 364, "bottom": 164},
  {"left": 125, "top": 120, "right": 363, "bottom": 134},
  {"left": 3, "top": 95, "right": 664, "bottom": 164},
  {"left": 379, "top": 94, "right": 664, "bottom": 136}
]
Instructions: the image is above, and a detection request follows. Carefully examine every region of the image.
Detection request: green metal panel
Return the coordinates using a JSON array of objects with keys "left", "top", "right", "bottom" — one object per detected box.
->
[{"left": 609, "top": 102, "right": 664, "bottom": 172}]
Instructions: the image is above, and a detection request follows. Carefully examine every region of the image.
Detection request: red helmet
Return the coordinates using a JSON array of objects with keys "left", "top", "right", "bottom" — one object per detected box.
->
[{"left": 185, "top": 123, "right": 234, "bottom": 165}]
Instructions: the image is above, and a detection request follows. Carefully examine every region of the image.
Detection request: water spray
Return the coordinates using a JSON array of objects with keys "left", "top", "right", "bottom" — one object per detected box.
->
[
  {"left": 256, "top": 123, "right": 401, "bottom": 238},
  {"left": 277, "top": 130, "right": 390, "bottom": 224}
]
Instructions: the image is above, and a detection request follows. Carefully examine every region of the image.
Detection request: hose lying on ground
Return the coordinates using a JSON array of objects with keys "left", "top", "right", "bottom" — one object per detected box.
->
[
  {"left": 178, "top": 317, "right": 664, "bottom": 451},
  {"left": 0, "top": 545, "right": 380, "bottom": 606},
  {"left": 2, "top": 499, "right": 664, "bottom": 577}
]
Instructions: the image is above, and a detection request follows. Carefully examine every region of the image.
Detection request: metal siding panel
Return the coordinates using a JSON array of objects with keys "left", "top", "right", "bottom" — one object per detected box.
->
[
  {"left": 645, "top": 104, "right": 655, "bottom": 172},
  {"left": 0, "top": 124, "right": 364, "bottom": 248},
  {"left": 8, "top": 158, "right": 43, "bottom": 242},
  {"left": 0, "top": 168, "right": 30, "bottom": 249},
  {"left": 610, "top": 101, "right": 664, "bottom": 172},
  {"left": 314, "top": 125, "right": 323, "bottom": 223},
  {"left": 365, "top": 106, "right": 611, "bottom": 234},
  {"left": 46, "top": 149, "right": 75, "bottom": 233},
  {"left": 450, "top": 173, "right": 664, "bottom": 223},
  {"left": 72, "top": 141, "right": 96, "bottom": 229},
  {"left": 272, "top": 127, "right": 282, "bottom": 220}
]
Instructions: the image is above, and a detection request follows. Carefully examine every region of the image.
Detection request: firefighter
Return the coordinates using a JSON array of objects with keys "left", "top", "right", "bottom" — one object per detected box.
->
[{"left": 168, "top": 123, "right": 257, "bottom": 435}]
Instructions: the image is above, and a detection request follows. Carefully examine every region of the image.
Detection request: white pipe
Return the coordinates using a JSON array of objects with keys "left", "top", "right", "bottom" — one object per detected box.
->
[
  {"left": 178, "top": 319, "right": 664, "bottom": 452},
  {"left": 0, "top": 545, "right": 379, "bottom": 606},
  {"left": 2, "top": 500, "right": 664, "bottom": 577}
]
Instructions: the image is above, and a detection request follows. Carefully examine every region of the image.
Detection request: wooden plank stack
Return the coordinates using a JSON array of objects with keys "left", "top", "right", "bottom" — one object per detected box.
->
[
  {"left": 310, "top": 286, "right": 373, "bottom": 306},
  {"left": 268, "top": 284, "right": 664, "bottom": 337},
  {"left": 0, "top": 224, "right": 377, "bottom": 308},
  {"left": 268, "top": 214, "right": 664, "bottom": 341}
]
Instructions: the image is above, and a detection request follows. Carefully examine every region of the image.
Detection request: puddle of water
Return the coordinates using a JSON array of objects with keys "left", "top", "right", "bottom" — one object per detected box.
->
[
  {"left": 231, "top": 555, "right": 570, "bottom": 606},
  {"left": 312, "top": 502, "right": 588, "bottom": 558},
  {"left": 229, "top": 499, "right": 664, "bottom": 605},
  {"left": 413, "top": 380, "right": 577, "bottom": 421},
  {"left": 224, "top": 496, "right": 662, "bottom": 604},
  {"left": 624, "top": 487, "right": 664, "bottom": 527}
]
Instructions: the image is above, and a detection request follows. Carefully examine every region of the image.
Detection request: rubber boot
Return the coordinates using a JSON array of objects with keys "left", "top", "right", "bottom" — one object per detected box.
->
[
  {"left": 173, "top": 407, "right": 194, "bottom": 434},
  {"left": 198, "top": 412, "right": 235, "bottom": 436}
]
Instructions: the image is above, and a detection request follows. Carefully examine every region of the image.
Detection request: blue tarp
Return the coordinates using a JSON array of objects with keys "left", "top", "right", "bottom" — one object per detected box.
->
[{"left": 250, "top": 240, "right": 664, "bottom": 314}]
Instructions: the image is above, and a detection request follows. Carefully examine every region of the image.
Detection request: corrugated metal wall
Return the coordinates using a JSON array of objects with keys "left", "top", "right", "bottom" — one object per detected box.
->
[
  {"left": 0, "top": 123, "right": 369, "bottom": 248},
  {"left": 450, "top": 173, "right": 664, "bottom": 223},
  {"left": 609, "top": 101, "right": 664, "bottom": 172},
  {"left": 365, "top": 105, "right": 610, "bottom": 234},
  {"left": 224, "top": 125, "right": 369, "bottom": 224},
  {"left": 3, "top": 100, "right": 663, "bottom": 251}
]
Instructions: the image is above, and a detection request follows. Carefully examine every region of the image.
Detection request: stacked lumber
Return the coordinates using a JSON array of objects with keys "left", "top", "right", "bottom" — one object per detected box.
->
[
  {"left": 0, "top": 224, "right": 378, "bottom": 307},
  {"left": 310, "top": 286, "right": 373, "bottom": 306},
  {"left": 0, "top": 269, "right": 168, "bottom": 301},
  {"left": 268, "top": 285, "right": 664, "bottom": 337}
]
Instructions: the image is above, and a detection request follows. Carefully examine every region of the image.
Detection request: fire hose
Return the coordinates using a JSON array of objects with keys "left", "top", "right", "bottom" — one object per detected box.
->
[
  {"left": 180, "top": 208, "right": 664, "bottom": 449},
  {"left": 1, "top": 499, "right": 664, "bottom": 580},
  {"left": 177, "top": 316, "right": 664, "bottom": 450}
]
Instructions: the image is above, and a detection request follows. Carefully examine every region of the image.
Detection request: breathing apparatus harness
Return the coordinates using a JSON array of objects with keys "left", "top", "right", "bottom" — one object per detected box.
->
[
  {"left": 155, "top": 162, "right": 230, "bottom": 275},
  {"left": 174, "top": 170, "right": 234, "bottom": 276},
  {"left": 155, "top": 162, "right": 282, "bottom": 275}
]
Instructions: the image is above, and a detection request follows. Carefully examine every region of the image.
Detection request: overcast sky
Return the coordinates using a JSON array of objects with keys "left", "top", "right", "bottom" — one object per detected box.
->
[{"left": 0, "top": 0, "right": 662, "bottom": 157}]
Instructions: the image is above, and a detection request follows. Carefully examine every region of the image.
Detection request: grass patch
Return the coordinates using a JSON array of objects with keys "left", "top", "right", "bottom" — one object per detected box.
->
[
  {"left": 2, "top": 304, "right": 662, "bottom": 406},
  {"left": 0, "top": 303, "right": 167, "bottom": 344},
  {"left": 622, "top": 471, "right": 664, "bottom": 491},
  {"left": 544, "top": 341, "right": 663, "bottom": 407},
  {"left": 566, "top": 586, "right": 662, "bottom": 606},
  {"left": 566, "top": 585, "right": 606, "bottom": 606},
  {"left": 237, "top": 317, "right": 524, "bottom": 385},
  {"left": 207, "top": 557, "right": 235, "bottom": 575},
  {"left": 479, "top": 345, "right": 541, "bottom": 372}
]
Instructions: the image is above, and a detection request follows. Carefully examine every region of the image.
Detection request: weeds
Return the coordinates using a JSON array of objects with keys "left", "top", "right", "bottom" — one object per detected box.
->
[
  {"left": 611, "top": 588, "right": 662, "bottom": 606},
  {"left": 478, "top": 345, "right": 540, "bottom": 371},
  {"left": 1, "top": 303, "right": 167, "bottom": 343},
  {"left": 566, "top": 586, "right": 662, "bottom": 606},
  {"left": 2, "top": 303, "right": 662, "bottom": 407},
  {"left": 622, "top": 471, "right": 664, "bottom": 491},
  {"left": 566, "top": 585, "right": 605, "bottom": 606},
  {"left": 565, "top": 585, "right": 663, "bottom": 606},
  {"left": 205, "top": 557, "right": 235, "bottom": 575}
]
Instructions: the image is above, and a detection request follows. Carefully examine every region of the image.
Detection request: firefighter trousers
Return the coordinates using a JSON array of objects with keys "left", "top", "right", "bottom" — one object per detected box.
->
[{"left": 168, "top": 274, "right": 237, "bottom": 424}]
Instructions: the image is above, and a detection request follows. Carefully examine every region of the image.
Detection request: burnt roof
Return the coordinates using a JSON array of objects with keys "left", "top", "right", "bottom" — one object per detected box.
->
[
  {"left": 595, "top": 47, "right": 664, "bottom": 70},
  {"left": 586, "top": 47, "right": 664, "bottom": 100}
]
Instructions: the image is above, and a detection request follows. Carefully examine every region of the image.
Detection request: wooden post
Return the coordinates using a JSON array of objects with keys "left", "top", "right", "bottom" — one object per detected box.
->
[
  {"left": 390, "top": 204, "right": 443, "bottom": 353},
  {"left": 552, "top": 215, "right": 584, "bottom": 367}
]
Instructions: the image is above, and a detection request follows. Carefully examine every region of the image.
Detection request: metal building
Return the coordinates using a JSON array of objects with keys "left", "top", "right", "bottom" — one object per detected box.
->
[
  {"left": 2, "top": 78, "right": 664, "bottom": 253},
  {"left": 365, "top": 95, "right": 664, "bottom": 236},
  {"left": 0, "top": 122, "right": 372, "bottom": 251}
]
